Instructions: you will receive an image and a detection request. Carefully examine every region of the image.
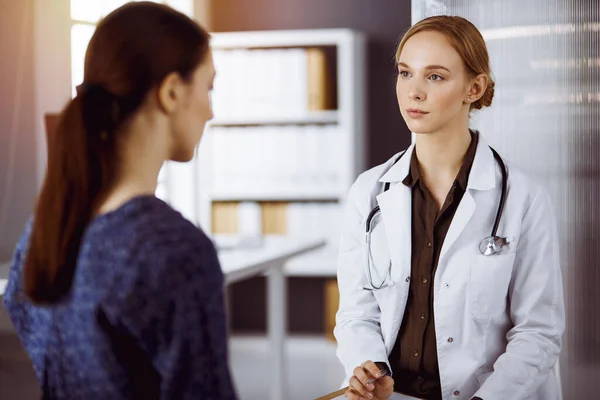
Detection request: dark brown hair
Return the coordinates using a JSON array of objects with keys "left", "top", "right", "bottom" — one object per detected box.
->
[
  {"left": 25, "top": 2, "right": 211, "bottom": 303},
  {"left": 396, "top": 15, "right": 494, "bottom": 110}
]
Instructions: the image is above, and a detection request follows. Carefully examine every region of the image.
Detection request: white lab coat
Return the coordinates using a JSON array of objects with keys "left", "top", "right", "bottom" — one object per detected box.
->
[{"left": 334, "top": 135, "right": 565, "bottom": 400}]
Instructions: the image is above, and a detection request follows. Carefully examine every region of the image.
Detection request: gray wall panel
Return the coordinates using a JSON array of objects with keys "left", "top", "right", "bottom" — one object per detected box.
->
[{"left": 412, "top": 1, "right": 599, "bottom": 398}]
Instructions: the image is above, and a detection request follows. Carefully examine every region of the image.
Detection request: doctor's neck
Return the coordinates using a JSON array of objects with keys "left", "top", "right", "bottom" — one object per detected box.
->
[{"left": 413, "top": 124, "right": 473, "bottom": 182}]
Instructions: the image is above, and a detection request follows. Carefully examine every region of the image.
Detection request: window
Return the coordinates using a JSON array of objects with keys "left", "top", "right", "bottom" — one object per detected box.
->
[{"left": 69, "top": 0, "right": 194, "bottom": 97}]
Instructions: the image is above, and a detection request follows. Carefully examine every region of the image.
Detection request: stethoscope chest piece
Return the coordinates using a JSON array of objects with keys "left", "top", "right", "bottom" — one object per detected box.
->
[{"left": 479, "top": 235, "right": 508, "bottom": 256}]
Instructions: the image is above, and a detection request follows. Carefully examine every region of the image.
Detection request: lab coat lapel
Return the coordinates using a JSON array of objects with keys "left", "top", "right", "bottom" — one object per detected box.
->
[
  {"left": 376, "top": 145, "right": 414, "bottom": 284},
  {"left": 438, "top": 191, "right": 475, "bottom": 266},
  {"left": 376, "top": 184, "right": 412, "bottom": 284},
  {"left": 438, "top": 135, "right": 498, "bottom": 266}
]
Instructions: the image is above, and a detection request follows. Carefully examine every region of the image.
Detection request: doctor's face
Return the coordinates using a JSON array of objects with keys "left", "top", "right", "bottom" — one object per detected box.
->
[{"left": 396, "top": 30, "right": 471, "bottom": 135}]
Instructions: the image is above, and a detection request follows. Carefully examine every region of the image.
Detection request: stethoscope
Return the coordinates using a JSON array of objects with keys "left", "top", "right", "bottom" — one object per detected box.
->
[{"left": 364, "top": 146, "right": 509, "bottom": 291}]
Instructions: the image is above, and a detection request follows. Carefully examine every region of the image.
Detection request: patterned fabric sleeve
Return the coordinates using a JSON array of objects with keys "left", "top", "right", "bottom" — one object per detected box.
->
[
  {"left": 3, "top": 220, "right": 32, "bottom": 343},
  {"left": 104, "top": 232, "right": 238, "bottom": 400},
  {"left": 3, "top": 220, "right": 31, "bottom": 311},
  {"left": 3, "top": 232, "right": 24, "bottom": 313},
  {"left": 2, "top": 219, "right": 47, "bottom": 384},
  {"left": 156, "top": 273, "right": 237, "bottom": 400}
]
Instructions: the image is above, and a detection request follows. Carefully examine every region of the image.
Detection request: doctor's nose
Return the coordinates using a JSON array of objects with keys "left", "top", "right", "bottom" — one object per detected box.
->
[{"left": 409, "top": 90, "right": 426, "bottom": 102}]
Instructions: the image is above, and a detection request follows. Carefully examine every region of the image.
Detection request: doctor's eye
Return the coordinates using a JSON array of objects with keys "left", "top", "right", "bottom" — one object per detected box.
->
[
  {"left": 429, "top": 74, "right": 444, "bottom": 81},
  {"left": 398, "top": 70, "right": 411, "bottom": 78}
]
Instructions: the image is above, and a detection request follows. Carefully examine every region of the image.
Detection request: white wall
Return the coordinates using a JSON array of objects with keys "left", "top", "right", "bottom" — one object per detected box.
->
[
  {"left": 0, "top": 0, "right": 71, "bottom": 262},
  {"left": 0, "top": 0, "right": 211, "bottom": 262},
  {"left": 412, "top": 1, "right": 599, "bottom": 399},
  {"left": 0, "top": 0, "right": 37, "bottom": 262}
]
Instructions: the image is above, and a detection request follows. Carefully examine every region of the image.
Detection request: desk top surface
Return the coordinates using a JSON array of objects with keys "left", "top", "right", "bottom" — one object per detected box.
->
[
  {"left": 217, "top": 236, "right": 326, "bottom": 284},
  {"left": 0, "top": 237, "right": 326, "bottom": 295},
  {"left": 328, "top": 392, "right": 421, "bottom": 400},
  {"left": 0, "top": 262, "right": 8, "bottom": 296}
]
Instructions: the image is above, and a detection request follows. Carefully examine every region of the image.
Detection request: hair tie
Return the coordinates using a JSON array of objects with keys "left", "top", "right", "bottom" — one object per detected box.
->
[
  {"left": 76, "top": 81, "right": 97, "bottom": 96},
  {"left": 77, "top": 82, "right": 119, "bottom": 135}
]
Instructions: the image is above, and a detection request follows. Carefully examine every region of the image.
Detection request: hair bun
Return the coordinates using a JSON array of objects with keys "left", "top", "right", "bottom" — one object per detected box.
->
[{"left": 473, "top": 79, "right": 494, "bottom": 110}]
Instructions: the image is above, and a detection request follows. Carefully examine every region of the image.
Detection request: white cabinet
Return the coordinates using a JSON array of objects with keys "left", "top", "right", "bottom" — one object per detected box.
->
[{"left": 158, "top": 28, "right": 366, "bottom": 276}]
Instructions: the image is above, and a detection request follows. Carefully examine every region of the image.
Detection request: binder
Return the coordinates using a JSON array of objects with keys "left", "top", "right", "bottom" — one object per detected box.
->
[{"left": 306, "top": 47, "right": 334, "bottom": 110}]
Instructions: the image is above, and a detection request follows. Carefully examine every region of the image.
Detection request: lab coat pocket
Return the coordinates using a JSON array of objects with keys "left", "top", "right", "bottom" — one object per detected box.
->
[
  {"left": 476, "top": 371, "right": 493, "bottom": 386},
  {"left": 372, "top": 283, "right": 404, "bottom": 348},
  {"left": 469, "top": 252, "right": 516, "bottom": 319},
  {"left": 372, "top": 283, "right": 400, "bottom": 311}
]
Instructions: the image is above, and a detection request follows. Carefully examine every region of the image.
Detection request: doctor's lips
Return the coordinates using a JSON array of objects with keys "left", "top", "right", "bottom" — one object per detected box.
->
[{"left": 406, "top": 108, "right": 429, "bottom": 118}]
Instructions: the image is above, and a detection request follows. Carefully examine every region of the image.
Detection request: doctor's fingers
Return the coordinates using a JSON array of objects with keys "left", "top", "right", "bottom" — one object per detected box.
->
[
  {"left": 348, "top": 375, "right": 374, "bottom": 399},
  {"left": 345, "top": 387, "right": 389, "bottom": 400},
  {"left": 345, "top": 386, "right": 373, "bottom": 400},
  {"left": 373, "top": 376, "right": 394, "bottom": 399},
  {"left": 353, "top": 365, "right": 377, "bottom": 389},
  {"left": 355, "top": 360, "right": 384, "bottom": 381}
]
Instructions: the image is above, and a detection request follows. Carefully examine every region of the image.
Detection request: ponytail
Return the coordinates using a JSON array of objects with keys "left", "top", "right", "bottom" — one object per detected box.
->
[
  {"left": 24, "top": 90, "right": 116, "bottom": 304},
  {"left": 23, "top": 1, "right": 211, "bottom": 304}
]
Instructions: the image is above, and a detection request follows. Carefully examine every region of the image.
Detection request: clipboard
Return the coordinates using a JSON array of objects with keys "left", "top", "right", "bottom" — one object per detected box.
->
[{"left": 315, "top": 389, "right": 423, "bottom": 400}]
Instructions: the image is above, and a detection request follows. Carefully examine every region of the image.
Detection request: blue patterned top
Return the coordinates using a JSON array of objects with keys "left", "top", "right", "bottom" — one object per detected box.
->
[{"left": 3, "top": 196, "right": 238, "bottom": 399}]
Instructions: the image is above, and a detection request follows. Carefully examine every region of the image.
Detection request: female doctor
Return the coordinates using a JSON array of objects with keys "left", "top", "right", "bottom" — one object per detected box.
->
[{"left": 334, "top": 16, "right": 565, "bottom": 400}]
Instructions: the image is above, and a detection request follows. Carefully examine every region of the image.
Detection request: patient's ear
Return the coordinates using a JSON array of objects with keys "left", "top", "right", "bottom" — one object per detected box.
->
[{"left": 157, "top": 71, "right": 187, "bottom": 114}]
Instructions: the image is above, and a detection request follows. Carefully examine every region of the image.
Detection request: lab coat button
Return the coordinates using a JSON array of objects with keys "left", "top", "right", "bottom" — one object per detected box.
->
[
  {"left": 444, "top": 283, "right": 450, "bottom": 288},
  {"left": 405, "top": 276, "right": 410, "bottom": 282},
  {"left": 453, "top": 390, "right": 460, "bottom": 396},
  {"left": 447, "top": 337, "right": 454, "bottom": 343}
]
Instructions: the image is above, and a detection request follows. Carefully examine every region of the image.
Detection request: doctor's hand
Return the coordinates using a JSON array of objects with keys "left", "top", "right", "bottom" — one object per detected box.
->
[{"left": 345, "top": 360, "right": 394, "bottom": 400}]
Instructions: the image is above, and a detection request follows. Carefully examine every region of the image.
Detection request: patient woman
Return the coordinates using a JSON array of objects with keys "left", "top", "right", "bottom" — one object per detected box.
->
[{"left": 3, "top": 2, "right": 237, "bottom": 399}]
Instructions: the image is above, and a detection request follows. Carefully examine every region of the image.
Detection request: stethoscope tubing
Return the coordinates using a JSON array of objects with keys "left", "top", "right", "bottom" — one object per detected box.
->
[{"left": 364, "top": 146, "right": 508, "bottom": 290}]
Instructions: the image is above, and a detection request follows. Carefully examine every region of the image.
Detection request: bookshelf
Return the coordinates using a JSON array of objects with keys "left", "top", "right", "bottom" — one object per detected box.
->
[
  {"left": 210, "top": 110, "right": 339, "bottom": 127},
  {"left": 157, "top": 28, "right": 366, "bottom": 277}
]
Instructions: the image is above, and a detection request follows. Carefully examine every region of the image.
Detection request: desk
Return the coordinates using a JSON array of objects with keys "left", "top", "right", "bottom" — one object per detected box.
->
[
  {"left": 218, "top": 237, "right": 326, "bottom": 400},
  {"left": 0, "top": 262, "right": 9, "bottom": 296},
  {"left": 320, "top": 389, "right": 421, "bottom": 400},
  {"left": 0, "top": 239, "right": 327, "bottom": 400},
  {"left": 324, "top": 393, "right": 421, "bottom": 400}
]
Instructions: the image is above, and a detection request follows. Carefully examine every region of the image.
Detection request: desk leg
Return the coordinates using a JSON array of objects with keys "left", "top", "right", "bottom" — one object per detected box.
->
[{"left": 268, "top": 264, "right": 286, "bottom": 400}]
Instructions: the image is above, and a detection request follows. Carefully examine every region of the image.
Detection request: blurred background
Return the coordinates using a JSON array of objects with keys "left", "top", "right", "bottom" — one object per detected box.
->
[{"left": 0, "top": 0, "right": 598, "bottom": 399}]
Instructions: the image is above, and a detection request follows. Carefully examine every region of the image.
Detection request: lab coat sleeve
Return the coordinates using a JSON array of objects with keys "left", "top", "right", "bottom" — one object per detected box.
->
[
  {"left": 474, "top": 186, "right": 565, "bottom": 400},
  {"left": 334, "top": 179, "right": 389, "bottom": 385}
]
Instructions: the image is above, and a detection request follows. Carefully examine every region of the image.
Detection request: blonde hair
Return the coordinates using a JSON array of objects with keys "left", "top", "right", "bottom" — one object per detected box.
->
[{"left": 395, "top": 15, "right": 494, "bottom": 110}]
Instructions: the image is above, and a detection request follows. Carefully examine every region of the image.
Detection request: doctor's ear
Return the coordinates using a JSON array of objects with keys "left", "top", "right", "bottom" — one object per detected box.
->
[{"left": 465, "top": 73, "right": 488, "bottom": 105}]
